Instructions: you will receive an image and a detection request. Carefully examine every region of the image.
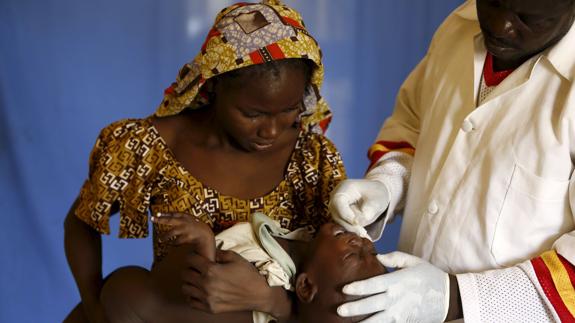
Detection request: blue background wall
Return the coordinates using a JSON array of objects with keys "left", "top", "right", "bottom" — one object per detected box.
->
[{"left": 0, "top": 0, "right": 462, "bottom": 321}]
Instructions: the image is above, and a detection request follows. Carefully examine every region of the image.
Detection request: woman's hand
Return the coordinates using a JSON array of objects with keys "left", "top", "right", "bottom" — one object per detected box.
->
[
  {"left": 151, "top": 212, "right": 214, "bottom": 246},
  {"left": 182, "top": 249, "right": 290, "bottom": 317},
  {"left": 150, "top": 212, "right": 216, "bottom": 300}
]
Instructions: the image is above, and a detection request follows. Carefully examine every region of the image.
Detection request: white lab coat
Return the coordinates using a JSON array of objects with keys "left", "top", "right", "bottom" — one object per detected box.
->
[{"left": 376, "top": 1, "right": 575, "bottom": 321}]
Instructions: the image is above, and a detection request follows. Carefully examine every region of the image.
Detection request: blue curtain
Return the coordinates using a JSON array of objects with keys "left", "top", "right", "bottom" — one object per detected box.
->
[{"left": 0, "top": 0, "right": 462, "bottom": 321}]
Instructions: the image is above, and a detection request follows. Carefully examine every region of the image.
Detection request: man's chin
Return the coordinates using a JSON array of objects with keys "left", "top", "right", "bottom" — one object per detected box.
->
[{"left": 486, "top": 44, "right": 516, "bottom": 60}]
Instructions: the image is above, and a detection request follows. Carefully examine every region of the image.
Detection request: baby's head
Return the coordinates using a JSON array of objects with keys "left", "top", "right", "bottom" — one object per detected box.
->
[{"left": 295, "top": 223, "right": 387, "bottom": 323}]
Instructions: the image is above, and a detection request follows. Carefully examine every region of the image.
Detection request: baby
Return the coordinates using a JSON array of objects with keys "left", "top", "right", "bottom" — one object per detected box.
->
[{"left": 102, "top": 212, "right": 386, "bottom": 323}]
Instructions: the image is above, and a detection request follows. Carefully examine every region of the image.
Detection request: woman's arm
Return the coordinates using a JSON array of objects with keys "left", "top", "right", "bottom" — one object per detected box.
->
[
  {"left": 183, "top": 249, "right": 294, "bottom": 322},
  {"left": 64, "top": 198, "right": 109, "bottom": 323},
  {"left": 149, "top": 212, "right": 216, "bottom": 304},
  {"left": 151, "top": 212, "right": 293, "bottom": 321}
]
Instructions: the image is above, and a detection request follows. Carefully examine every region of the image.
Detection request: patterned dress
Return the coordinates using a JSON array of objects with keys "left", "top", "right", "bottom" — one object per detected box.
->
[{"left": 75, "top": 117, "right": 346, "bottom": 261}]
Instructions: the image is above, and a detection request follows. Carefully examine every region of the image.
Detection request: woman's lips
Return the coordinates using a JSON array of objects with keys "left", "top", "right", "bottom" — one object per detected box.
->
[{"left": 250, "top": 142, "right": 274, "bottom": 151}]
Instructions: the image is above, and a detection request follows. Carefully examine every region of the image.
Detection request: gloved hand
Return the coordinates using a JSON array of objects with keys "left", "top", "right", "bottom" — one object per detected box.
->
[
  {"left": 337, "top": 251, "right": 450, "bottom": 323},
  {"left": 329, "top": 173, "right": 391, "bottom": 231}
]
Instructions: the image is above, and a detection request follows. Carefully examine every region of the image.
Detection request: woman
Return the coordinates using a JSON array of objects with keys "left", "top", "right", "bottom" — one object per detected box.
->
[{"left": 63, "top": 1, "right": 345, "bottom": 322}]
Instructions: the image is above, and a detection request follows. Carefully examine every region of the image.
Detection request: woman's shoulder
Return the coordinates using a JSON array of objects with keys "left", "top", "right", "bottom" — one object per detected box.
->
[
  {"left": 97, "top": 117, "right": 157, "bottom": 142},
  {"left": 290, "top": 130, "right": 345, "bottom": 176},
  {"left": 90, "top": 116, "right": 169, "bottom": 163}
]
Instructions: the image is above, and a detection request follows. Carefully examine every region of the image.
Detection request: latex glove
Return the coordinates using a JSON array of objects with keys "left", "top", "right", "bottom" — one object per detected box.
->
[
  {"left": 329, "top": 177, "right": 390, "bottom": 231},
  {"left": 338, "top": 251, "right": 449, "bottom": 323}
]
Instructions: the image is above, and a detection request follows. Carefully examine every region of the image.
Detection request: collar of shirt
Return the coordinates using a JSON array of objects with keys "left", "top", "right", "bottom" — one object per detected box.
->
[
  {"left": 454, "top": 0, "right": 477, "bottom": 21},
  {"left": 544, "top": 20, "right": 575, "bottom": 82},
  {"left": 483, "top": 53, "right": 515, "bottom": 86}
]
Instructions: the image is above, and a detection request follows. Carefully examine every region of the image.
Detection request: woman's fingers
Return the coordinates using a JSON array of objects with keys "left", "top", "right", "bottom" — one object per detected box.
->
[
  {"left": 187, "top": 297, "right": 210, "bottom": 312},
  {"left": 158, "top": 212, "right": 186, "bottom": 218},
  {"left": 185, "top": 253, "right": 214, "bottom": 276},
  {"left": 171, "top": 234, "right": 189, "bottom": 245},
  {"left": 182, "top": 281, "right": 205, "bottom": 300},
  {"left": 153, "top": 212, "right": 200, "bottom": 243},
  {"left": 152, "top": 212, "right": 188, "bottom": 224}
]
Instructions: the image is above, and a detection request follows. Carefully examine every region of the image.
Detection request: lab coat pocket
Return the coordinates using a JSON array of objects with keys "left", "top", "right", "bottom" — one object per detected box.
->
[{"left": 491, "top": 163, "right": 570, "bottom": 267}]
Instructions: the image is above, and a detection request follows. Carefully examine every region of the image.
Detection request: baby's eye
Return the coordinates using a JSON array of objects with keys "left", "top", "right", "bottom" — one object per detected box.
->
[{"left": 334, "top": 228, "right": 345, "bottom": 236}]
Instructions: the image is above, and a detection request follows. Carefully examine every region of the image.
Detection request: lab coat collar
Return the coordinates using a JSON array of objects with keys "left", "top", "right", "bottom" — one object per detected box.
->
[
  {"left": 543, "top": 20, "right": 575, "bottom": 82},
  {"left": 454, "top": 0, "right": 478, "bottom": 21}
]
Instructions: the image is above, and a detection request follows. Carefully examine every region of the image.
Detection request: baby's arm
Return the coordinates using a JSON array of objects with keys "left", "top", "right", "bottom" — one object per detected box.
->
[{"left": 151, "top": 212, "right": 216, "bottom": 262}]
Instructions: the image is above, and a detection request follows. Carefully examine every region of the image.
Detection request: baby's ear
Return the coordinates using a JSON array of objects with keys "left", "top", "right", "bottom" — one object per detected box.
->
[{"left": 295, "top": 273, "right": 317, "bottom": 303}]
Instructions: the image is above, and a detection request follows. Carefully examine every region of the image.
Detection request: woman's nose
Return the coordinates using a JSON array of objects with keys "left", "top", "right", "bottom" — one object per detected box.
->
[{"left": 258, "top": 117, "right": 278, "bottom": 140}]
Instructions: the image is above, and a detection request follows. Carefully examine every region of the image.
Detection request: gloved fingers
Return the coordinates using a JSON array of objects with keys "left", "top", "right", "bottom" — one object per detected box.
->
[
  {"left": 332, "top": 216, "right": 371, "bottom": 240},
  {"left": 359, "top": 310, "right": 395, "bottom": 323},
  {"left": 350, "top": 203, "right": 362, "bottom": 220},
  {"left": 337, "top": 292, "right": 389, "bottom": 317},
  {"left": 356, "top": 201, "right": 385, "bottom": 227},
  {"left": 342, "top": 273, "right": 390, "bottom": 296},
  {"left": 376, "top": 251, "right": 424, "bottom": 269},
  {"left": 330, "top": 192, "right": 362, "bottom": 225}
]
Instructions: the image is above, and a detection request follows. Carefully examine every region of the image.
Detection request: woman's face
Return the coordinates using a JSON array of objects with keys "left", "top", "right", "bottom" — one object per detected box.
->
[{"left": 211, "top": 66, "right": 307, "bottom": 153}]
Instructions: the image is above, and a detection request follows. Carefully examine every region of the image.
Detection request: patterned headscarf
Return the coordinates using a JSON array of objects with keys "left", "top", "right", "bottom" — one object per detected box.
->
[{"left": 155, "top": 0, "right": 331, "bottom": 133}]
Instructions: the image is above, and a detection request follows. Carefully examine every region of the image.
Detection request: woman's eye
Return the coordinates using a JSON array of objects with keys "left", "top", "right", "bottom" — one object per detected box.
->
[
  {"left": 242, "top": 111, "right": 261, "bottom": 118},
  {"left": 284, "top": 106, "right": 299, "bottom": 113}
]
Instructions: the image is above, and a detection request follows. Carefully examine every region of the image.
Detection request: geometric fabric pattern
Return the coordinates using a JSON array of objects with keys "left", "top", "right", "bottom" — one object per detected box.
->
[{"left": 75, "top": 117, "right": 346, "bottom": 261}]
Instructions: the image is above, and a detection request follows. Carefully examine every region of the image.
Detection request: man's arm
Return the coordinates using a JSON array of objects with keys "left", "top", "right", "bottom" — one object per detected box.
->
[
  {"left": 456, "top": 180, "right": 575, "bottom": 322},
  {"left": 329, "top": 53, "right": 429, "bottom": 239},
  {"left": 456, "top": 249, "right": 575, "bottom": 322}
]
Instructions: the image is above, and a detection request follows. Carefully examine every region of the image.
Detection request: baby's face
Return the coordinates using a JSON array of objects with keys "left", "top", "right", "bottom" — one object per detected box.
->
[
  {"left": 310, "top": 222, "right": 385, "bottom": 283},
  {"left": 302, "top": 222, "right": 386, "bottom": 321}
]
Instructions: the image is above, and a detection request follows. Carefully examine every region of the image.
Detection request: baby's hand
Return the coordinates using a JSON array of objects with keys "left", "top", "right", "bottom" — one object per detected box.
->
[{"left": 151, "top": 212, "right": 214, "bottom": 245}]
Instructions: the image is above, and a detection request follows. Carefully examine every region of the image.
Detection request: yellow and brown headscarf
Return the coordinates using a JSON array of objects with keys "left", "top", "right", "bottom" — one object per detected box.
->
[{"left": 155, "top": 0, "right": 331, "bottom": 134}]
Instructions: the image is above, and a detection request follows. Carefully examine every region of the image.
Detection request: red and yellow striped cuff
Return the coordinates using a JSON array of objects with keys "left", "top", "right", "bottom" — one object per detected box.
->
[
  {"left": 531, "top": 250, "right": 575, "bottom": 322},
  {"left": 367, "top": 140, "right": 415, "bottom": 169}
]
